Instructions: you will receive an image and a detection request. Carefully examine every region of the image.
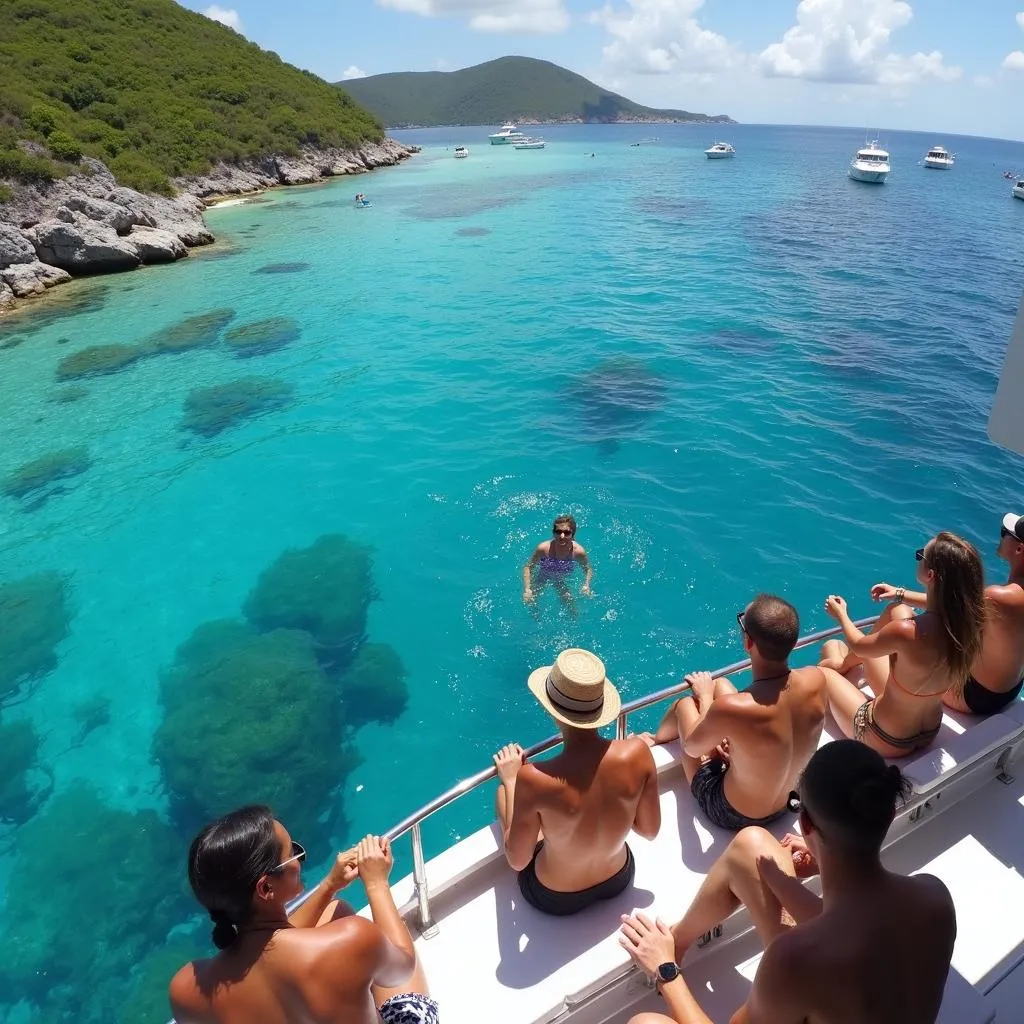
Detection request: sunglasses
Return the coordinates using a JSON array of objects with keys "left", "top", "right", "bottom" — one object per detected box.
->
[
  {"left": 736, "top": 611, "right": 748, "bottom": 635},
  {"left": 268, "top": 840, "right": 305, "bottom": 874},
  {"left": 915, "top": 548, "right": 925, "bottom": 562},
  {"left": 553, "top": 528, "right": 573, "bottom": 537}
]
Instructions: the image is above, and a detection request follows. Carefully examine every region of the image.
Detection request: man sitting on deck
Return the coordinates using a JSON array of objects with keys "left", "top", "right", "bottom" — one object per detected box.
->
[
  {"left": 647, "top": 594, "right": 827, "bottom": 831},
  {"left": 871, "top": 512, "right": 1024, "bottom": 716},
  {"left": 619, "top": 740, "right": 956, "bottom": 1024},
  {"left": 493, "top": 647, "right": 661, "bottom": 916}
]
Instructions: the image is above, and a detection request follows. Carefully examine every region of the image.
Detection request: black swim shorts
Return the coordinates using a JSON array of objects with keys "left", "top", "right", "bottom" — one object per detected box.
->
[
  {"left": 517, "top": 841, "right": 635, "bottom": 917},
  {"left": 690, "top": 757, "right": 786, "bottom": 832}
]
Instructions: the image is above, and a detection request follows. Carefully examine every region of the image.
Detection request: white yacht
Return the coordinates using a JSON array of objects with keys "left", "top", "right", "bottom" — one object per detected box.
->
[
  {"left": 705, "top": 141, "right": 735, "bottom": 159},
  {"left": 924, "top": 145, "right": 955, "bottom": 169},
  {"left": 514, "top": 137, "right": 546, "bottom": 151},
  {"left": 488, "top": 123, "right": 525, "bottom": 145},
  {"left": 849, "top": 141, "right": 891, "bottom": 183},
  {"left": 1014, "top": 180, "right": 1024, "bottom": 201},
  {"left": 453, "top": 146, "right": 469, "bottom": 159}
]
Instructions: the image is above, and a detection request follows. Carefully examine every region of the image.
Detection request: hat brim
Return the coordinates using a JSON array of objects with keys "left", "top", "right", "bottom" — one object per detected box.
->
[
  {"left": 1003, "top": 513, "right": 1023, "bottom": 540},
  {"left": 527, "top": 665, "right": 622, "bottom": 730}
]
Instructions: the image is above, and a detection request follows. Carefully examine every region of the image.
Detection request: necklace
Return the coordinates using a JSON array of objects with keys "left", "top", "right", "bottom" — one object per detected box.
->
[{"left": 752, "top": 671, "right": 790, "bottom": 685}]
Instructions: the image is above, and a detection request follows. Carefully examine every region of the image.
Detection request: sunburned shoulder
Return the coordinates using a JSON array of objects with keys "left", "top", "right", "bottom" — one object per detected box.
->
[{"left": 988, "top": 581, "right": 1024, "bottom": 608}]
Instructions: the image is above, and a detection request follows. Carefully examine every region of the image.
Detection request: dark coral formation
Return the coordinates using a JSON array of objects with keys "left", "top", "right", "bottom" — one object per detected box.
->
[
  {"left": 0, "top": 333, "right": 27, "bottom": 351},
  {"left": 565, "top": 356, "right": 667, "bottom": 454},
  {"left": 122, "top": 938, "right": 208, "bottom": 1024},
  {"left": 181, "top": 376, "right": 293, "bottom": 438},
  {"left": 50, "top": 385, "right": 90, "bottom": 404},
  {"left": 0, "top": 572, "right": 70, "bottom": 705},
  {"left": 455, "top": 227, "right": 491, "bottom": 237},
  {"left": 253, "top": 262, "right": 311, "bottom": 274},
  {"left": 56, "top": 343, "right": 142, "bottom": 381},
  {"left": 3, "top": 446, "right": 91, "bottom": 503},
  {"left": 243, "top": 534, "right": 376, "bottom": 670},
  {"left": 0, "top": 717, "right": 53, "bottom": 825},
  {"left": 0, "top": 784, "right": 186, "bottom": 1023},
  {"left": 224, "top": 317, "right": 301, "bottom": 357},
  {"left": 337, "top": 642, "right": 409, "bottom": 727},
  {"left": 152, "top": 621, "right": 359, "bottom": 846},
  {"left": 144, "top": 308, "right": 236, "bottom": 354}
]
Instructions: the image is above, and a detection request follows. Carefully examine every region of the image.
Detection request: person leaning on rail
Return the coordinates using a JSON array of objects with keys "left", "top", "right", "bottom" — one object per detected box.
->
[
  {"left": 493, "top": 647, "right": 661, "bottom": 917},
  {"left": 619, "top": 740, "right": 956, "bottom": 1024},
  {"left": 820, "top": 531, "right": 987, "bottom": 757},
  {"left": 643, "top": 594, "right": 828, "bottom": 832},
  {"left": 168, "top": 807, "right": 439, "bottom": 1024}
]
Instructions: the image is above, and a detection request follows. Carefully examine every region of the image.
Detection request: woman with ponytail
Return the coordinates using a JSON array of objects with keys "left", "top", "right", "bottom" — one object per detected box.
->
[
  {"left": 618, "top": 741, "right": 956, "bottom": 1024},
  {"left": 818, "top": 531, "right": 986, "bottom": 757},
  {"left": 169, "top": 806, "right": 438, "bottom": 1024}
]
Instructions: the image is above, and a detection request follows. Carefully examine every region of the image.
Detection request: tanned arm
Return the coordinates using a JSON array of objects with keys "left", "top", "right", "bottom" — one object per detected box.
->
[
  {"left": 287, "top": 849, "right": 358, "bottom": 928},
  {"left": 630, "top": 742, "right": 662, "bottom": 840},
  {"left": 682, "top": 701, "right": 735, "bottom": 760},
  {"left": 826, "top": 596, "right": 913, "bottom": 660},
  {"left": 502, "top": 764, "right": 543, "bottom": 871},
  {"left": 577, "top": 544, "right": 594, "bottom": 595},
  {"left": 523, "top": 544, "right": 543, "bottom": 602},
  {"left": 357, "top": 836, "right": 416, "bottom": 989}
]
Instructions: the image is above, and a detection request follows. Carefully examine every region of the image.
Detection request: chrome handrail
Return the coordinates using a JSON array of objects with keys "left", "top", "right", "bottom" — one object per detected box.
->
[{"left": 286, "top": 615, "right": 877, "bottom": 923}]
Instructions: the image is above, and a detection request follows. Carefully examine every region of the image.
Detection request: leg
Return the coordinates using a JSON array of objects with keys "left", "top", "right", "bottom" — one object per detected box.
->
[
  {"left": 714, "top": 676, "right": 737, "bottom": 697},
  {"left": 674, "top": 696, "right": 705, "bottom": 784},
  {"left": 858, "top": 603, "right": 913, "bottom": 697},
  {"left": 670, "top": 827, "right": 799, "bottom": 959},
  {"left": 819, "top": 638, "right": 852, "bottom": 673},
  {"left": 822, "top": 667, "right": 865, "bottom": 740},
  {"left": 553, "top": 578, "right": 577, "bottom": 617}
]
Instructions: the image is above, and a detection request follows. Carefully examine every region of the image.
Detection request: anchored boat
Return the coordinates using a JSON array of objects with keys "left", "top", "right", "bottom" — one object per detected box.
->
[{"left": 849, "top": 141, "right": 891, "bottom": 183}]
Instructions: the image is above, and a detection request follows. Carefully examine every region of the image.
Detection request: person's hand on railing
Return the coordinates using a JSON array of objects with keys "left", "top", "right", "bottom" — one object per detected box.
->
[
  {"left": 493, "top": 743, "right": 526, "bottom": 783},
  {"left": 685, "top": 670, "right": 716, "bottom": 709},
  {"left": 324, "top": 848, "right": 359, "bottom": 893},
  {"left": 356, "top": 835, "right": 394, "bottom": 888}
]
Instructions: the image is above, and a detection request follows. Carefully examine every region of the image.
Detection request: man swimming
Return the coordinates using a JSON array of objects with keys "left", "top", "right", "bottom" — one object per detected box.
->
[
  {"left": 522, "top": 514, "right": 593, "bottom": 610},
  {"left": 493, "top": 647, "right": 661, "bottom": 916},
  {"left": 872, "top": 513, "right": 1024, "bottom": 715},
  {"left": 647, "top": 594, "right": 827, "bottom": 831},
  {"left": 619, "top": 741, "right": 955, "bottom": 1024}
]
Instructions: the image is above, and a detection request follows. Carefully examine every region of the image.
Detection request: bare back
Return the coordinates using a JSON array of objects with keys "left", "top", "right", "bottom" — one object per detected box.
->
[
  {"left": 761, "top": 872, "right": 955, "bottom": 1024},
  {"left": 518, "top": 736, "right": 658, "bottom": 892},
  {"left": 719, "top": 668, "right": 828, "bottom": 820},
  {"left": 972, "top": 582, "right": 1024, "bottom": 691},
  {"left": 170, "top": 918, "right": 385, "bottom": 1024}
]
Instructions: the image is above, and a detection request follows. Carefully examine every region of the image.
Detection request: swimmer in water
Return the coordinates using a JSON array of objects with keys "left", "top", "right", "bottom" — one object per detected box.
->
[{"left": 523, "top": 515, "right": 593, "bottom": 612}]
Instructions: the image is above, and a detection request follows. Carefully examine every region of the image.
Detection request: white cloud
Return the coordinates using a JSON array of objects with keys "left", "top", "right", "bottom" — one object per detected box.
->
[
  {"left": 1018, "top": 12, "right": 1024, "bottom": 32},
  {"left": 203, "top": 4, "right": 242, "bottom": 30},
  {"left": 1004, "top": 51, "right": 1024, "bottom": 72},
  {"left": 375, "top": 0, "right": 569, "bottom": 34},
  {"left": 341, "top": 65, "right": 368, "bottom": 79},
  {"left": 758, "top": 0, "right": 960, "bottom": 86},
  {"left": 591, "top": 0, "right": 736, "bottom": 75}
]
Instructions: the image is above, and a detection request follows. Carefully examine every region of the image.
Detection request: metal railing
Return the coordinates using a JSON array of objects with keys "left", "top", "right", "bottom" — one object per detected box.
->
[{"left": 287, "top": 615, "right": 878, "bottom": 933}]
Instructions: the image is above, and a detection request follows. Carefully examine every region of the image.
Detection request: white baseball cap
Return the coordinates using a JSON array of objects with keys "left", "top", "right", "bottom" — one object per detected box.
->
[{"left": 1002, "top": 513, "right": 1024, "bottom": 542}]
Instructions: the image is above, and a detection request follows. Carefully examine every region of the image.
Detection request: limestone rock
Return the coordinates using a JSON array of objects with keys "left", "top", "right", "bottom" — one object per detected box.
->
[
  {"left": 129, "top": 226, "right": 187, "bottom": 264},
  {"left": 0, "top": 282, "right": 15, "bottom": 310},
  {"left": 27, "top": 220, "right": 140, "bottom": 273},
  {"left": 1, "top": 261, "right": 72, "bottom": 298},
  {"left": 0, "top": 224, "right": 35, "bottom": 269}
]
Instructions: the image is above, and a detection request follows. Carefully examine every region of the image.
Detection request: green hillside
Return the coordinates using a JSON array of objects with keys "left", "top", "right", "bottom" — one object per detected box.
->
[
  {"left": 337, "top": 56, "right": 733, "bottom": 129},
  {"left": 0, "top": 0, "right": 382, "bottom": 196}
]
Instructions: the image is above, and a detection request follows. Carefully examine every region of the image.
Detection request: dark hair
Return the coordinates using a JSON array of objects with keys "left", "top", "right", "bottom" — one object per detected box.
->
[
  {"left": 553, "top": 515, "right": 577, "bottom": 535},
  {"left": 744, "top": 593, "right": 799, "bottom": 662},
  {"left": 801, "top": 741, "right": 911, "bottom": 853},
  {"left": 187, "top": 805, "right": 280, "bottom": 949},
  {"left": 926, "top": 532, "right": 986, "bottom": 693}
]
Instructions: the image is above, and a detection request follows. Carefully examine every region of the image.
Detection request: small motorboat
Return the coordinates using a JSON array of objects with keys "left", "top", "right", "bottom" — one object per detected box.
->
[
  {"left": 849, "top": 141, "right": 890, "bottom": 183},
  {"left": 514, "top": 137, "right": 546, "bottom": 150},
  {"left": 453, "top": 146, "right": 469, "bottom": 159},
  {"left": 923, "top": 145, "right": 955, "bottom": 169},
  {"left": 705, "top": 142, "right": 735, "bottom": 159},
  {"left": 1013, "top": 180, "right": 1024, "bottom": 201},
  {"left": 489, "top": 123, "right": 525, "bottom": 145}
]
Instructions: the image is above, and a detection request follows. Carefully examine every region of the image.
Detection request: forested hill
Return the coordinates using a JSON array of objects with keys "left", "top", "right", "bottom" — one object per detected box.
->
[
  {"left": 337, "top": 56, "right": 734, "bottom": 129},
  {"left": 0, "top": 0, "right": 382, "bottom": 196}
]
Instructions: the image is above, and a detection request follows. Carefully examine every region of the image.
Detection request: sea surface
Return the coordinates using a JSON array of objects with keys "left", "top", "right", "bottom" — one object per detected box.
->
[{"left": 1, "top": 122, "right": 1023, "bottom": 1021}]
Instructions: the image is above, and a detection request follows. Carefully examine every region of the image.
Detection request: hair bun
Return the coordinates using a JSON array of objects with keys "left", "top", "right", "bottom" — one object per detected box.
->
[{"left": 209, "top": 909, "right": 237, "bottom": 950}]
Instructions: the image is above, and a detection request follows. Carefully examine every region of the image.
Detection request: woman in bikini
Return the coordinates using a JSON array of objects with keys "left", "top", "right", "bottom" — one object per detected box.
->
[
  {"left": 522, "top": 514, "right": 593, "bottom": 610},
  {"left": 818, "top": 531, "right": 986, "bottom": 758}
]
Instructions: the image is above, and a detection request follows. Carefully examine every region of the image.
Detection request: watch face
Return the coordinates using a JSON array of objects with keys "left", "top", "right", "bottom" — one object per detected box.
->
[{"left": 657, "top": 962, "right": 679, "bottom": 983}]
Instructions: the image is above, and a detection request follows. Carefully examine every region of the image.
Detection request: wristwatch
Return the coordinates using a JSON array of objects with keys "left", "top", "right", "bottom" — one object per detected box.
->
[{"left": 657, "top": 962, "right": 680, "bottom": 990}]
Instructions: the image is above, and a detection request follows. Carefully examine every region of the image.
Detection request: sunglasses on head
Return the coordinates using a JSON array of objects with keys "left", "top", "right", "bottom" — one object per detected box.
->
[
  {"left": 915, "top": 548, "right": 925, "bottom": 562},
  {"left": 736, "top": 611, "right": 748, "bottom": 635},
  {"left": 268, "top": 840, "right": 305, "bottom": 875}
]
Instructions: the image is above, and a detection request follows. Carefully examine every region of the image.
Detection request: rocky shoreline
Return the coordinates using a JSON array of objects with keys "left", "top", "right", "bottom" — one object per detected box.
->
[{"left": 0, "top": 137, "right": 416, "bottom": 315}]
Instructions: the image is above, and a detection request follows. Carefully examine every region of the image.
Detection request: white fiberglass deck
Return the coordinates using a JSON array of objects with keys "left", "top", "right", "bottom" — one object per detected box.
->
[{"left": 368, "top": 701, "right": 1024, "bottom": 1023}]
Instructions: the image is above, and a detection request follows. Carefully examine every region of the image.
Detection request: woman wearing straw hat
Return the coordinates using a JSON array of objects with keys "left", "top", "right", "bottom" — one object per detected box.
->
[{"left": 493, "top": 648, "right": 661, "bottom": 916}]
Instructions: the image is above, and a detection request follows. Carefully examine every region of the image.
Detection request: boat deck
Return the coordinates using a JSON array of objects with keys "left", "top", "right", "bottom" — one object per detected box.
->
[{"left": 368, "top": 698, "right": 1024, "bottom": 1022}]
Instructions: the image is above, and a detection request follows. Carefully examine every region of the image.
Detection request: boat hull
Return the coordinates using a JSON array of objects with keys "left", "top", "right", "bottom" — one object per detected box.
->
[
  {"left": 1014, "top": 187, "right": 1024, "bottom": 201},
  {"left": 849, "top": 166, "right": 889, "bottom": 183},
  {"left": 489, "top": 137, "right": 511, "bottom": 145},
  {"left": 705, "top": 152, "right": 734, "bottom": 159},
  {"left": 924, "top": 159, "right": 953, "bottom": 169}
]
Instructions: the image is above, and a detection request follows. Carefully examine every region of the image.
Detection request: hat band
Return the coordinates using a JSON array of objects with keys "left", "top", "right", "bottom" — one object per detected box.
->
[{"left": 546, "top": 674, "right": 604, "bottom": 714}]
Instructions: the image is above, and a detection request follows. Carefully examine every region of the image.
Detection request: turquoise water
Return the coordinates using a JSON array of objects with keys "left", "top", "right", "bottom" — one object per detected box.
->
[{"left": 1, "top": 122, "right": 1023, "bottom": 1021}]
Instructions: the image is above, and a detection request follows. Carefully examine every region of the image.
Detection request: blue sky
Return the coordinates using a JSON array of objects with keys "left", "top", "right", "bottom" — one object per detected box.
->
[{"left": 184, "top": 1, "right": 1024, "bottom": 140}]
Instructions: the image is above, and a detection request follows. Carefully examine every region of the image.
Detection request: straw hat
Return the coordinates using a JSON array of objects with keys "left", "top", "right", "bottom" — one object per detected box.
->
[{"left": 527, "top": 648, "right": 621, "bottom": 730}]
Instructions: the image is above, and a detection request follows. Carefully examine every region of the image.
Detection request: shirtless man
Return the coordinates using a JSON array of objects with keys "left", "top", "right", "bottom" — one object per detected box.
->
[
  {"left": 170, "top": 808, "right": 436, "bottom": 1024},
  {"left": 522, "top": 514, "right": 594, "bottom": 610},
  {"left": 871, "top": 514, "right": 1024, "bottom": 716},
  {"left": 494, "top": 647, "right": 661, "bottom": 916},
  {"left": 649, "top": 594, "right": 827, "bottom": 831},
  {"left": 619, "top": 740, "right": 956, "bottom": 1024}
]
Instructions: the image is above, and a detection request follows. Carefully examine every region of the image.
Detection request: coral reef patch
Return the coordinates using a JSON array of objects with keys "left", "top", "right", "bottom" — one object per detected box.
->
[
  {"left": 181, "top": 377, "right": 293, "bottom": 438},
  {"left": 0, "top": 717, "right": 53, "bottom": 825},
  {"left": 337, "top": 642, "right": 409, "bottom": 727},
  {"left": 253, "top": 262, "right": 311, "bottom": 275},
  {"left": 224, "top": 317, "right": 301, "bottom": 357},
  {"left": 143, "top": 308, "right": 235, "bottom": 354},
  {"left": 0, "top": 572, "right": 71, "bottom": 705},
  {"left": 2, "top": 446, "right": 91, "bottom": 504},
  {"left": 56, "top": 343, "right": 142, "bottom": 381}
]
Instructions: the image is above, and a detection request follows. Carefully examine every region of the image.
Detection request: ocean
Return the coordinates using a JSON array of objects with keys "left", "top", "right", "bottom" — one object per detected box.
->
[{"left": 0, "top": 121, "right": 1022, "bottom": 1022}]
